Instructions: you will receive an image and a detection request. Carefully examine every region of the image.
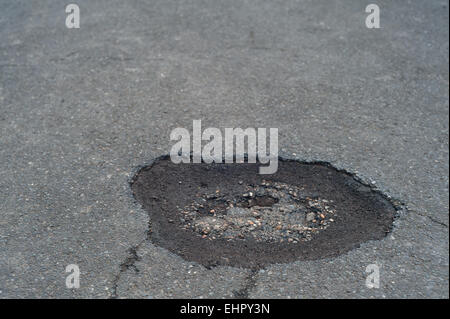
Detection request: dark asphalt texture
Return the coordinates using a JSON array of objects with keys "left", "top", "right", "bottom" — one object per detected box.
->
[{"left": 0, "top": 0, "right": 448, "bottom": 298}]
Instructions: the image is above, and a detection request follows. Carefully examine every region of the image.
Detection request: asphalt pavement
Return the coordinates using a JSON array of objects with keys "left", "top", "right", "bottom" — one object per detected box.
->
[{"left": 0, "top": 0, "right": 448, "bottom": 298}]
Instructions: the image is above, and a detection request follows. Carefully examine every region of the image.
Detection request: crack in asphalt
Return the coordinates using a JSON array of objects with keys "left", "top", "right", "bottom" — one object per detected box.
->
[
  {"left": 233, "top": 269, "right": 259, "bottom": 299},
  {"left": 414, "top": 210, "right": 448, "bottom": 228},
  {"left": 110, "top": 242, "right": 145, "bottom": 299}
]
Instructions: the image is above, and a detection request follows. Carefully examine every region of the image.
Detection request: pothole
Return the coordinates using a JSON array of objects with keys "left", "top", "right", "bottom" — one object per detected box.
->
[{"left": 131, "top": 155, "right": 397, "bottom": 269}]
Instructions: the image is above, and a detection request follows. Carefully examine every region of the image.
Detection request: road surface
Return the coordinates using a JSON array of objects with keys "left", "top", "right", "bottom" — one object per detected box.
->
[{"left": 0, "top": 0, "right": 448, "bottom": 298}]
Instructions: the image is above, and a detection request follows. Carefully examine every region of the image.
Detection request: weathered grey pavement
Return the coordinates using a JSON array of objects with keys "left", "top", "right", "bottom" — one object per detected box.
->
[{"left": 0, "top": 0, "right": 448, "bottom": 298}]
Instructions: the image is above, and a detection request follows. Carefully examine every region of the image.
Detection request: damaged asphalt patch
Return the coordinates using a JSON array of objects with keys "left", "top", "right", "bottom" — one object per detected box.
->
[{"left": 131, "top": 156, "right": 397, "bottom": 269}]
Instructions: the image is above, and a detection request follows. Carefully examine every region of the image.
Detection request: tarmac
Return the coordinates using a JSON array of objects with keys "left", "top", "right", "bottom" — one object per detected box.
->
[{"left": 0, "top": 0, "right": 448, "bottom": 298}]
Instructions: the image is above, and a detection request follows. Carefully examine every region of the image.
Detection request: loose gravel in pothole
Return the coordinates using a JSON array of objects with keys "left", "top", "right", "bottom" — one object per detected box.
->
[
  {"left": 131, "top": 156, "right": 397, "bottom": 269},
  {"left": 180, "top": 181, "right": 336, "bottom": 243}
]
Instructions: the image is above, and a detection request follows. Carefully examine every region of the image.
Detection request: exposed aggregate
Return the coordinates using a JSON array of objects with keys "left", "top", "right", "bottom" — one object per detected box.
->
[{"left": 178, "top": 181, "right": 337, "bottom": 243}]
